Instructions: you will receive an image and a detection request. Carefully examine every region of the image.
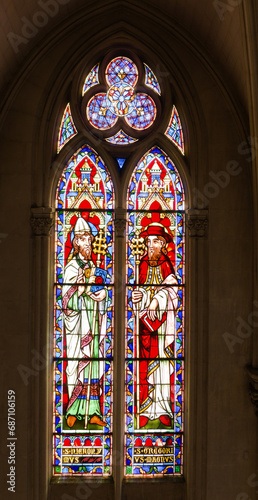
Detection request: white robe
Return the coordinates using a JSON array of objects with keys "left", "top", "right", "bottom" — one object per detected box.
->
[
  {"left": 62, "top": 256, "right": 107, "bottom": 413},
  {"left": 137, "top": 273, "right": 178, "bottom": 420}
]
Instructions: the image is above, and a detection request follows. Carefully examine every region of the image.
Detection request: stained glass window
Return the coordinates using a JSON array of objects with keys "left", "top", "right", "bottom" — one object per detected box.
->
[
  {"left": 85, "top": 57, "right": 158, "bottom": 133},
  {"left": 165, "top": 106, "right": 184, "bottom": 155},
  {"left": 82, "top": 64, "right": 99, "bottom": 96},
  {"left": 54, "top": 51, "right": 187, "bottom": 482},
  {"left": 116, "top": 158, "right": 126, "bottom": 169},
  {"left": 54, "top": 145, "right": 114, "bottom": 476},
  {"left": 144, "top": 64, "right": 161, "bottom": 95},
  {"left": 107, "top": 84, "right": 136, "bottom": 117},
  {"left": 87, "top": 94, "right": 118, "bottom": 130},
  {"left": 125, "top": 146, "right": 184, "bottom": 477},
  {"left": 105, "top": 130, "right": 138, "bottom": 145},
  {"left": 58, "top": 103, "right": 77, "bottom": 153},
  {"left": 125, "top": 94, "right": 156, "bottom": 130},
  {"left": 105, "top": 57, "right": 138, "bottom": 87}
]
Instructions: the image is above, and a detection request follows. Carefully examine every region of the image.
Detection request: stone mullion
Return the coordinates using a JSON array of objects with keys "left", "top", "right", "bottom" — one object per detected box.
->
[
  {"left": 30, "top": 207, "right": 54, "bottom": 500},
  {"left": 186, "top": 208, "right": 209, "bottom": 500},
  {"left": 113, "top": 207, "right": 127, "bottom": 500}
]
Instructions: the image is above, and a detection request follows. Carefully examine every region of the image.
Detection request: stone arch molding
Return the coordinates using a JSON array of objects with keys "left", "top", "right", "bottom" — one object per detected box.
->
[
  {"left": 37, "top": 32, "right": 199, "bottom": 210},
  {"left": 21, "top": 6, "right": 250, "bottom": 500},
  {"left": 2, "top": 0, "right": 246, "bottom": 153},
  {"left": 31, "top": 45, "right": 193, "bottom": 500},
  {"left": 23, "top": 15, "right": 245, "bottom": 212}
]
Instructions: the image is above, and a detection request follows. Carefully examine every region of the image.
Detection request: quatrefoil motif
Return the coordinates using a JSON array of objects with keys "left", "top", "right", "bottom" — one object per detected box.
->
[{"left": 86, "top": 57, "right": 157, "bottom": 131}]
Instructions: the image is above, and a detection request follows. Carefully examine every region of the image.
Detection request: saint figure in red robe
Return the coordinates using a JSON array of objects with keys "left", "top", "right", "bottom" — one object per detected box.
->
[{"left": 132, "top": 223, "right": 178, "bottom": 428}]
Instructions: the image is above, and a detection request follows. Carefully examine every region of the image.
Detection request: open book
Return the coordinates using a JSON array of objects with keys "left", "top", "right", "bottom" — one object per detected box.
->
[{"left": 139, "top": 310, "right": 167, "bottom": 332}]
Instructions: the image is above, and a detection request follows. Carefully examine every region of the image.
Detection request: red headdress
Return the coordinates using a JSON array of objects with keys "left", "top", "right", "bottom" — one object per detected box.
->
[{"left": 140, "top": 223, "right": 172, "bottom": 243}]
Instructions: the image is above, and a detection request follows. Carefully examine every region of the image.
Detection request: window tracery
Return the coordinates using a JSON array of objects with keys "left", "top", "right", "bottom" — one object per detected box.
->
[{"left": 53, "top": 52, "right": 186, "bottom": 479}]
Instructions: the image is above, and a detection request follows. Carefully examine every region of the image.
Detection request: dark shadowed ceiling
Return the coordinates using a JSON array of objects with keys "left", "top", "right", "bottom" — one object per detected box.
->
[{"left": 0, "top": 0, "right": 249, "bottom": 114}]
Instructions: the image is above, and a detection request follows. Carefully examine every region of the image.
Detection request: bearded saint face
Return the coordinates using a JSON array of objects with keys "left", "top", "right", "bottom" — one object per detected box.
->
[
  {"left": 146, "top": 235, "right": 165, "bottom": 265},
  {"left": 75, "top": 232, "right": 92, "bottom": 260}
]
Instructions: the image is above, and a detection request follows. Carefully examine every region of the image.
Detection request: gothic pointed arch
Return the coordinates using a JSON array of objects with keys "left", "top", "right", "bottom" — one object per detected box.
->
[
  {"left": 125, "top": 145, "right": 184, "bottom": 476},
  {"left": 54, "top": 144, "right": 114, "bottom": 476},
  {"left": 42, "top": 31, "right": 201, "bottom": 500}
]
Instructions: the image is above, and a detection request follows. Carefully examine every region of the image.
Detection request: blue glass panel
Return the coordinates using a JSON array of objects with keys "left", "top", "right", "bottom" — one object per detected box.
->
[
  {"left": 165, "top": 106, "right": 184, "bottom": 155},
  {"left": 87, "top": 93, "right": 118, "bottom": 130},
  {"left": 117, "top": 158, "right": 126, "bottom": 169},
  {"left": 58, "top": 103, "right": 77, "bottom": 153},
  {"left": 105, "top": 130, "right": 138, "bottom": 145},
  {"left": 144, "top": 63, "right": 161, "bottom": 95},
  {"left": 125, "top": 94, "right": 156, "bottom": 130},
  {"left": 106, "top": 57, "right": 138, "bottom": 87},
  {"left": 82, "top": 64, "right": 99, "bottom": 95}
]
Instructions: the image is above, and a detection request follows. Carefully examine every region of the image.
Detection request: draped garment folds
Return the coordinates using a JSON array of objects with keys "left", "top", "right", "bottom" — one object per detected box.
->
[
  {"left": 62, "top": 254, "right": 107, "bottom": 421},
  {"left": 136, "top": 253, "right": 178, "bottom": 422}
]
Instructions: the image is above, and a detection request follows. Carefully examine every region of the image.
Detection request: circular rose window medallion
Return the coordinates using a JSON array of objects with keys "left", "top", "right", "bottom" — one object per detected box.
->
[{"left": 107, "top": 83, "right": 136, "bottom": 116}]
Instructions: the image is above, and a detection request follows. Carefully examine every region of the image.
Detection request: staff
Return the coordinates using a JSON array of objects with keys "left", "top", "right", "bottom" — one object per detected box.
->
[
  {"left": 129, "top": 230, "right": 145, "bottom": 429},
  {"left": 84, "top": 228, "right": 107, "bottom": 429}
]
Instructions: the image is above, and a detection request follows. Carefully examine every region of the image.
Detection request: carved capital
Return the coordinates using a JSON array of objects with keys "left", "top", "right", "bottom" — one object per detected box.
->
[
  {"left": 30, "top": 207, "right": 55, "bottom": 236},
  {"left": 114, "top": 208, "right": 127, "bottom": 238},
  {"left": 186, "top": 209, "right": 208, "bottom": 237},
  {"left": 246, "top": 365, "right": 258, "bottom": 416}
]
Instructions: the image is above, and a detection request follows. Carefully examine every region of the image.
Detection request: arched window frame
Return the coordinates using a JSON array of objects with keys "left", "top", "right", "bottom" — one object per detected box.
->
[
  {"left": 30, "top": 40, "right": 211, "bottom": 500},
  {"left": 52, "top": 50, "right": 189, "bottom": 487},
  {"left": 124, "top": 145, "right": 185, "bottom": 477}
]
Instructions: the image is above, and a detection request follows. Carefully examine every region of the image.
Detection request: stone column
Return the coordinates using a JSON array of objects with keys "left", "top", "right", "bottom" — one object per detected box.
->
[
  {"left": 186, "top": 208, "right": 209, "bottom": 500},
  {"left": 30, "top": 207, "right": 54, "bottom": 500},
  {"left": 186, "top": 208, "right": 208, "bottom": 238},
  {"left": 113, "top": 207, "right": 127, "bottom": 500}
]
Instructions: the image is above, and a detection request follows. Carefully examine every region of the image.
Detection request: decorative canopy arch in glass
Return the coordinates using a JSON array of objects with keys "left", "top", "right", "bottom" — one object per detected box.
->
[
  {"left": 125, "top": 146, "right": 184, "bottom": 477},
  {"left": 54, "top": 145, "right": 114, "bottom": 476}
]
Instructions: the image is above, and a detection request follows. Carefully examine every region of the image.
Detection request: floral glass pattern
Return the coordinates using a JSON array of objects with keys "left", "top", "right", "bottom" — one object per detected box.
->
[
  {"left": 125, "top": 94, "right": 156, "bottom": 130},
  {"left": 86, "top": 57, "right": 157, "bottom": 132},
  {"left": 105, "top": 57, "right": 138, "bottom": 87},
  {"left": 87, "top": 94, "right": 118, "bottom": 130}
]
